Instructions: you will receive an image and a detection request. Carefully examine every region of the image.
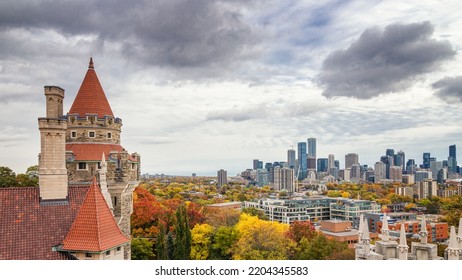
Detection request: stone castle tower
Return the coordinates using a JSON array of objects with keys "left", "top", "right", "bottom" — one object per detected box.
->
[
  {"left": 38, "top": 86, "right": 69, "bottom": 201},
  {"left": 41, "top": 58, "right": 140, "bottom": 259}
]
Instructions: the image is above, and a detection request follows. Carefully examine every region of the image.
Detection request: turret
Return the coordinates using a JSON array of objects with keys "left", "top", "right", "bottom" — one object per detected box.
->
[{"left": 38, "top": 86, "right": 68, "bottom": 201}]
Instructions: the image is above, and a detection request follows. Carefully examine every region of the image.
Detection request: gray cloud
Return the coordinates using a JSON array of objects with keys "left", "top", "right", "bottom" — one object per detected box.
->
[
  {"left": 432, "top": 76, "right": 462, "bottom": 102},
  {"left": 0, "top": 0, "right": 261, "bottom": 79},
  {"left": 206, "top": 104, "right": 270, "bottom": 122},
  {"left": 317, "top": 21, "right": 456, "bottom": 99}
]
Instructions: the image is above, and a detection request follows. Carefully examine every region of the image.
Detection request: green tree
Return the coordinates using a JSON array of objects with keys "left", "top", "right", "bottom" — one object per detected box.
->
[
  {"left": 167, "top": 232, "right": 175, "bottom": 260},
  {"left": 174, "top": 204, "right": 191, "bottom": 259},
  {"left": 0, "top": 166, "right": 18, "bottom": 187},
  {"left": 131, "top": 238, "right": 155, "bottom": 260},
  {"left": 296, "top": 234, "right": 352, "bottom": 260},
  {"left": 156, "top": 223, "right": 167, "bottom": 260},
  {"left": 210, "top": 226, "right": 239, "bottom": 260}
]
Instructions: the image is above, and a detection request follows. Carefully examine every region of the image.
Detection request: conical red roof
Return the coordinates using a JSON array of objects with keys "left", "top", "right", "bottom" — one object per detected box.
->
[
  {"left": 61, "top": 177, "right": 129, "bottom": 252},
  {"left": 68, "top": 58, "right": 114, "bottom": 118}
]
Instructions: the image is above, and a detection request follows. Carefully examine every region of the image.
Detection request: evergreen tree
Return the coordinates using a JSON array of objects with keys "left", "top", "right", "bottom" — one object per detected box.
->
[
  {"left": 173, "top": 204, "right": 191, "bottom": 259},
  {"left": 156, "top": 223, "right": 167, "bottom": 260},
  {"left": 166, "top": 232, "right": 175, "bottom": 260}
]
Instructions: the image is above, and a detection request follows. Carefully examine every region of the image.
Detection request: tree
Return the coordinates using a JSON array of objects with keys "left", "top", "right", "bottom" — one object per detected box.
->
[
  {"left": 232, "top": 213, "right": 295, "bottom": 260},
  {"left": 0, "top": 166, "right": 18, "bottom": 187},
  {"left": 173, "top": 204, "right": 191, "bottom": 259},
  {"left": 166, "top": 232, "right": 175, "bottom": 260},
  {"left": 241, "top": 207, "right": 268, "bottom": 220},
  {"left": 286, "top": 220, "right": 316, "bottom": 243},
  {"left": 131, "top": 238, "right": 155, "bottom": 260},
  {"left": 156, "top": 223, "right": 167, "bottom": 260},
  {"left": 296, "top": 234, "right": 352, "bottom": 260},
  {"left": 190, "top": 223, "right": 214, "bottom": 260},
  {"left": 210, "top": 226, "right": 239, "bottom": 260}
]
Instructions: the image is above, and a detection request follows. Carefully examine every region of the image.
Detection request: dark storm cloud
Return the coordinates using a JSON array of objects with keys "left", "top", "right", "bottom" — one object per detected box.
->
[
  {"left": 0, "top": 0, "right": 260, "bottom": 73},
  {"left": 432, "top": 76, "right": 462, "bottom": 102},
  {"left": 317, "top": 21, "right": 456, "bottom": 99}
]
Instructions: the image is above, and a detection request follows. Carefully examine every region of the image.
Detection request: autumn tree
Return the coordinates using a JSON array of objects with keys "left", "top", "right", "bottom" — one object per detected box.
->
[
  {"left": 296, "top": 234, "right": 352, "bottom": 260},
  {"left": 232, "top": 213, "right": 295, "bottom": 260},
  {"left": 190, "top": 223, "right": 214, "bottom": 260},
  {"left": 286, "top": 220, "right": 316, "bottom": 243}
]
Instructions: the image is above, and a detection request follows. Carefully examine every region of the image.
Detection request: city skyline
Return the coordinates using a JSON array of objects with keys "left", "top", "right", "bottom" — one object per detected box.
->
[{"left": 2, "top": 1, "right": 462, "bottom": 176}]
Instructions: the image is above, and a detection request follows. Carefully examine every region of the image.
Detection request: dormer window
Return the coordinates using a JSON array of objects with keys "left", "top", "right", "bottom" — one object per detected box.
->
[
  {"left": 88, "top": 131, "right": 95, "bottom": 138},
  {"left": 71, "top": 131, "right": 77, "bottom": 138},
  {"left": 78, "top": 162, "right": 87, "bottom": 170}
]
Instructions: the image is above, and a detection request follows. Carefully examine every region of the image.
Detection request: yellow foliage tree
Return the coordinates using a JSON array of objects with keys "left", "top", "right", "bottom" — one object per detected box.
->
[
  {"left": 232, "top": 213, "right": 295, "bottom": 260},
  {"left": 190, "top": 223, "right": 214, "bottom": 260}
]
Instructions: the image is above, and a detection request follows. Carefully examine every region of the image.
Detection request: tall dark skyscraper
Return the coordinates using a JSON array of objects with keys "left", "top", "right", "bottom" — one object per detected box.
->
[
  {"left": 386, "top": 149, "right": 395, "bottom": 157},
  {"left": 297, "top": 142, "right": 307, "bottom": 180},
  {"left": 394, "top": 151, "right": 405, "bottom": 170},
  {"left": 307, "top": 138, "right": 317, "bottom": 171},
  {"left": 307, "top": 138, "right": 316, "bottom": 158},
  {"left": 449, "top": 144, "right": 457, "bottom": 173},
  {"left": 423, "top": 152, "right": 430, "bottom": 169},
  {"left": 317, "top": 158, "right": 328, "bottom": 173},
  {"left": 287, "top": 148, "right": 296, "bottom": 169}
]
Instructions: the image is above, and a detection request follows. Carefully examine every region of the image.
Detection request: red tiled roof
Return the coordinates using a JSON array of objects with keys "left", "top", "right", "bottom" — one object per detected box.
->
[
  {"left": 61, "top": 178, "right": 129, "bottom": 252},
  {"left": 68, "top": 57, "right": 114, "bottom": 118},
  {"left": 66, "top": 143, "right": 138, "bottom": 162},
  {"left": 0, "top": 186, "right": 89, "bottom": 260}
]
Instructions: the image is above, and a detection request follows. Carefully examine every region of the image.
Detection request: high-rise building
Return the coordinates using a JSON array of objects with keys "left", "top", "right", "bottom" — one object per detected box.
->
[
  {"left": 253, "top": 159, "right": 259, "bottom": 170},
  {"left": 406, "top": 159, "right": 416, "bottom": 174},
  {"left": 256, "top": 169, "right": 269, "bottom": 187},
  {"left": 345, "top": 153, "right": 359, "bottom": 169},
  {"left": 297, "top": 142, "right": 307, "bottom": 180},
  {"left": 394, "top": 151, "right": 405, "bottom": 170},
  {"left": 217, "top": 169, "right": 227, "bottom": 187},
  {"left": 374, "top": 162, "right": 386, "bottom": 183},
  {"left": 328, "top": 154, "right": 335, "bottom": 169},
  {"left": 317, "top": 158, "right": 328, "bottom": 173},
  {"left": 273, "top": 166, "right": 296, "bottom": 193},
  {"left": 430, "top": 161, "right": 443, "bottom": 180},
  {"left": 287, "top": 148, "right": 296, "bottom": 169},
  {"left": 448, "top": 145, "right": 457, "bottom": 174},
  {"left": 350, "top": 164, "right": 361, "bottom": 181},
  {"left": 386, "top": 149, "right": 395, "bottom": 157},
  {"left": 389, "top": 166, "right": 403, "bottom": 182},
  {"left": 307, "top": 157, "right": 316, "bottom": 171},
  {"left": 307, "top": 138, "right": 316, "bottom": 158},
  {"left": 423, "top": 153, "right": 431, "bottom": 169}
]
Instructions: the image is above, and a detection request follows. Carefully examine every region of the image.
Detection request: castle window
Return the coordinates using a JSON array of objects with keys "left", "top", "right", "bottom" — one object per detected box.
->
[
  {"left": 107, "top": 132, "right": 112, "bottom": 139},
  {"left": 116, "top": 247, "right": 121, "bottom": 252},
  {"left": 114, "top": 196, "right": 117, "bottom": 206},
  {"left": 105, "top": 250, "right": 111, "bottom": 256},
  {"left": 78, "top": 162, "right": 87, "bottom": 170},
  {"left": 88, "top": 131, "right": 95, "bottom": 138},
  {"left": 85, "top": 253, "right": 92, "bottom": 258},
  {"left": 71, "top": 131, "right": 77, "bottom": 138},
  {"left": 97, "top": 162, "right": 101, "bottom": 169}
]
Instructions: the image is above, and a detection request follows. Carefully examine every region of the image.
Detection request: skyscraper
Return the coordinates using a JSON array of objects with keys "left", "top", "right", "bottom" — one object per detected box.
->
[
  {"left": 345, "top": 153, "right": 359, "bottom": 169},
  {"left": 297, "top": 142, "right": 307, "bottom": 180},
  {"left": 217, "top": 169, "right": 227, "bottom": 187},
  {"left": 423, "top": 152, "right": 431, "bottom": 169},
  {"left": 317, "top": 158, "right": 328, "bottom": 173},
  {"left": 328, "top": 154, "right": 335, "bottom": 169},
  {"left": 287, "top": 148, "right": 296, "bottom": 169},
  {"left": 448, "top": 145, "right": 457, "bottom": 174},
  {"left": 307, "top": 138, "right": 316, "bottom": 158}
]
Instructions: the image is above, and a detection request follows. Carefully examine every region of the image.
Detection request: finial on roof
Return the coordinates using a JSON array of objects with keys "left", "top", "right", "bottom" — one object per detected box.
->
[
  {"left": 399, "top": 224, "right": 407, "bottom": 247},
  {"left": 381, "top": 212, "right": 390, "bottom": 242},
  {"left": 419, "top": 215, "right": 428, "bottom": 244},
  {"left": 89, "top": 57, "right": 94, "bottom": 69},
  {"left": 448, "top": 226, "right": 458, "bottom": 249},
  {"left": 362, "top": 216, "right": 370, "bottom": 244}
]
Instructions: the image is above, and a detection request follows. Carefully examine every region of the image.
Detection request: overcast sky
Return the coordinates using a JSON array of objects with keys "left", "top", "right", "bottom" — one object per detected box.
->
[{"left": 1, "top": 0, "right": 462, "bottom": 176}]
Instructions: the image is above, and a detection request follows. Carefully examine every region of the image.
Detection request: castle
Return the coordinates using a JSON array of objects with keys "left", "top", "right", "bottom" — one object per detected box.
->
[
  {"left": 0, "top": 58, "right": 140, "bottom": 260},
  {"left": 355, "top": 213, "right": 462, "bottom": 260}
]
